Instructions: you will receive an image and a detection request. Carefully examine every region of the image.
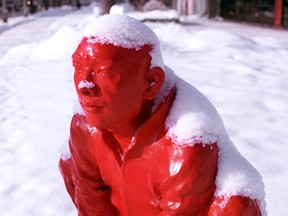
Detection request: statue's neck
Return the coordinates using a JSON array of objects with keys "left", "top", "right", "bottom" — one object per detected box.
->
[{"left": 107, "top": 100, "right": 154, "bottom": 154}]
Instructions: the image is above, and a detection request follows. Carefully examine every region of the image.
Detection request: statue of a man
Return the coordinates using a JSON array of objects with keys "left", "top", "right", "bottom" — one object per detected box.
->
[{"left": 59, "top": 14, "right": 265, "bottom": 216}]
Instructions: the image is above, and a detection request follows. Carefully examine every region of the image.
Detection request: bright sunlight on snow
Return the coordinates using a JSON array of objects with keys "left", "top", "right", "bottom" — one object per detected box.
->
[
  {"left": 0, "top": 3, "right": 288, "bottom": 216},
  {"left": 84, "top": 14, "right": 164, "bottom": 70}
]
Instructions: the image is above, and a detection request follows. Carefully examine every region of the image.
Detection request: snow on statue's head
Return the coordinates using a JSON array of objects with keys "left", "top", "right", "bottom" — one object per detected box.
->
[
  {"left": 72, "top": 14, "right": 169, "bottom": 129},
  {"left": 83, "top": 14, "right": 164, "bottom": 70}
]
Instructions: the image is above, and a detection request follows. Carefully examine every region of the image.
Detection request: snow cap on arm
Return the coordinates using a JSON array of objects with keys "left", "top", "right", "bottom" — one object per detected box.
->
[{"left": 83, "top": 14, "right": 164, "bottom": 71}]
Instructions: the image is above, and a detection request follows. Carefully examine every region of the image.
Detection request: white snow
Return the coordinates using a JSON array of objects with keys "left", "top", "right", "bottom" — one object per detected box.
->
[
  {"left": 165, "top": 75, "right": 224, "bottom": 146},
  {"left": 0, "top": 3, "right": 288, "bottom": 216},
  {"left": 109, "top": 2, "right": 135, "bottom": 14},
  {"left": 83, "top": 14, "right": 154, "bottom": 49},
  {"left": 83, "top": 14, "right": 165, "bottom": 70},
  {"left": 161, "top": 56, "right": 266, "bottom": 215},
  {"left": 128, "top": 9, "right": 179, "bottom": 21},
  {"left": 78, "top": 80, "right": 95, "bottom": 89}
]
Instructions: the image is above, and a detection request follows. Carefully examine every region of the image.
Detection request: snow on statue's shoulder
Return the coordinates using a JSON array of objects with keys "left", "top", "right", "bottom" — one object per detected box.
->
[
  {"left": 163, "top": 70, "right": 266, "bottom": 215},
  {"left": 83, "top": 14, "right": 164, "bottom": 70},
  {"left": 165, "top": 75, "right": 225, "bottom": 146}
]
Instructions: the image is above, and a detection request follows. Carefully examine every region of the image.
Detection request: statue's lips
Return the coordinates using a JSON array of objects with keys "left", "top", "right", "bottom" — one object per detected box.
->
[{"left": 80, "top": 102, "right": 104, "bottom": 113}]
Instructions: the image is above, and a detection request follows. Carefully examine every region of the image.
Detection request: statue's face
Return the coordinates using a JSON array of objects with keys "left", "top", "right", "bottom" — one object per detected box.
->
[{"left": 72, "top": 38, "right": 152, "bottom": 130}]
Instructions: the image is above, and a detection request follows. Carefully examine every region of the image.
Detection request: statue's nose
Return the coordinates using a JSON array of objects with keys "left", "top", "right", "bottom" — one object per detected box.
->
[{"left": 78, "top": 80, "right": 100, "bottom": 96}]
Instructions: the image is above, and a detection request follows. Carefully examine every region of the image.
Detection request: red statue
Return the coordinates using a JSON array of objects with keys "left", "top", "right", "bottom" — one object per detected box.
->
[{"left": 59, "top": 14, "right": 265, "bottom": 215}]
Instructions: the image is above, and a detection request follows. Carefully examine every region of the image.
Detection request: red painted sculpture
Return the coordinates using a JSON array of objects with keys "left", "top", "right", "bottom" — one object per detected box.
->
[{"left": 59, "top": 14, "right": 264, "bottom": 216}]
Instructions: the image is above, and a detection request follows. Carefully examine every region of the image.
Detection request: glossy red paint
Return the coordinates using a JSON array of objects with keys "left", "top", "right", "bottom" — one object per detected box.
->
[
  {"left": 72, "top": 38, "right": 153, "bottom": 135},
  {"left": 59, "top": 39, "right": 261, "bottom": 215},
  {"left": 208, "top": 196, "right": 261, "bottom": 216}
]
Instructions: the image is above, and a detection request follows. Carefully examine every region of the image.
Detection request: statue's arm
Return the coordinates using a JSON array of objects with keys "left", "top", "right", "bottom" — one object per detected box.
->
[
  {"left": 59, "top": 114, "right": 118, "bottom": 216},
  {"left": 208, "top": 195, "right": 261, "bottom": 216}
]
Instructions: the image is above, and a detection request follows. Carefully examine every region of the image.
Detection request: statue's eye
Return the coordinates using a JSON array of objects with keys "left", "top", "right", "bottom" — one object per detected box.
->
[
  {"left": 97, "top": 69, "right": 114, "bottom": 78},
  {"left": 96, "top": 66, "right": 114, "bottom": 77}
]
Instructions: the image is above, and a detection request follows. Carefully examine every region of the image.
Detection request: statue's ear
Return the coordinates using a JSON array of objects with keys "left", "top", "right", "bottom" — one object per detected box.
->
[{"left": 144, "top": 67, "right": 165, "bottom": 100}]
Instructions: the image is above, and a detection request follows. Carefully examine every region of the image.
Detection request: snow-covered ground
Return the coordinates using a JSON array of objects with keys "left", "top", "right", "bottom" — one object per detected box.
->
[{"left": 0, "top": 3, "right": 288, "bottom": 216}]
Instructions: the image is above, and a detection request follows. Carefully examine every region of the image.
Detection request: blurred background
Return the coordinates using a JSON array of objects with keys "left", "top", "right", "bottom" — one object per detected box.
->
[
  {"left": 1, "top": 0, "right": 288, "bottom": 28},
  {"left": 0, "top": 0, "right": 288, "bottom": 215}
]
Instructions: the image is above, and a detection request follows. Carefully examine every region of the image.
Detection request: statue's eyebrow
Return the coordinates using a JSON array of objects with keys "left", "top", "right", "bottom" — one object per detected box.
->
[{"left": 72, "top": 52, "right": 99, "bottom": 63}]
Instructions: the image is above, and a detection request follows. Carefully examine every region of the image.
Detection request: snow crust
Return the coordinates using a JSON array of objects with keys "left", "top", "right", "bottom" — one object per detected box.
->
[
  {"left": 78, "top": 80, "right": 95, "bottom": 89},
  {"left": 128, "top": 9, "right": 179, "bottom": 21},
  {"left": 1, "top": 3, "right": 288, "bottom": 216},
  {"left": 109, "top": 2, "right": 135, "bottom": 14},
  {"left": 158, "top": 67, "right": 266, "bottom": 214},
  {"left": 215, "top": 134, "right": 266, "bottom": 208},
  {"left": 83, "top": 14, "right": 165, "bottom": 70},
  {"left": 166, "top": 76, "right": 224, "bottom": 146}
]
